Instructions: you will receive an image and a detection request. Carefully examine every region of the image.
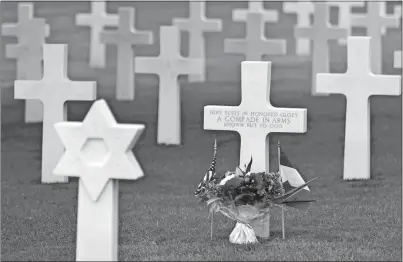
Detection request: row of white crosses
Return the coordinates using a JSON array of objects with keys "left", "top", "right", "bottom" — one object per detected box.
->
[
  {"left": 7, "top": 39, "right": 401, "bottom": 261},
  {"left": 1, "top": 4, "right": 50, "bottom": 123},
  {"left": 77, "top": 1, "right": 221, "bottom": 145},
  {"left": 3, "top": 4, "right": 403, "bottom": 183},
  {"left": 205, "top": 36, "right": 401, "bottom": 181},
  {"left": 288, "top": 1, "right": 401, "bottom": 95},
  {"left": 14, "top": 43, "right": 145, "bottom": 260},
  {"left": 3, "top": 1, "right": 401, "bottom": 121}
]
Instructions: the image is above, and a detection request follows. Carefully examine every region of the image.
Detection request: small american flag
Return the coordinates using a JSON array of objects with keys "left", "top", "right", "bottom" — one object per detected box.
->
[{"left": 195, "top": 139, "right": 217, "bottom": 196}]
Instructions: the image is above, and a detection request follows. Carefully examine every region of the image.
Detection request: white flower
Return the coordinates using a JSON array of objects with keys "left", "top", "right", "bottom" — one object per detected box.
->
[{"left": 219, "top": 174, "right": 235, "bottom": 186}]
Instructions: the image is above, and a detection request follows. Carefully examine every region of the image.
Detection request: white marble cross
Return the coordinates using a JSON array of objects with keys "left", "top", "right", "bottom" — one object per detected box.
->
[
  {"left": 76, "top": 1, "right": 118, "bottom": 68},
  {"left": 1, "top": 3, "right": 50, "bottom": 123},
  {"left": 351, "top": 2, "right": 400, "bottom": 74},
  {"left": 380, "top": 2, "right": 402, "bottom": 35},
  {"left": 14, "top": 44, "right": 97, "bottom": 184},
  {"left": 327, "top": 1, "right": 365, "bottom": 45},
  {"left": 100, "top": 7, "right": 153, "bottom": 101},
  {"left": 204, "top": 61, "right": 307, "bottom": 173},
  {"left": 316, "top": 37, "right": 401, "bottom": 180},
  {"left": 394, "top": 50, "right": 402, "bottom": 69},
  {"left": 283, "top": 0, "right": 314, "bottom": 55},
  {"left": 233, "top": 0, "right": 278, "bottom": 23},
  {"left": 172, "top": 0, "right": 222, "bottom": 82},
  {"left": 53, "top": 99, "right": 145, "bottom": 261},
  {"left": 224, "top": 12, "right": 286, "bottom": 61},
  {"left": 294, "top": 2, "right": 347, "bottom": 96},
  {"left": 135, "top": 26, "right": 203, "bottom": 145}
]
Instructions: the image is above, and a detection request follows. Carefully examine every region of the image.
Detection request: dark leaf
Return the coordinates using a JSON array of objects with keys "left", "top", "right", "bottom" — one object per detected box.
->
[{"left": 245, "top": 156, "right": 253, "bottom": 173}]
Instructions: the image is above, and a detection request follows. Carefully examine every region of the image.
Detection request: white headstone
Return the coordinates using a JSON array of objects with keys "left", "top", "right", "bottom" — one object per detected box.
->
[
  {"left": 380, "top": 3, "right": 402, "bottom": 35},
  {"left": 233, "top": 0, "right": 278, "bottom": 23},
  {"left": 204, "top": 61, "right": 307, "bottom": 172},
  {"left": 172, "top": 0, "right": 222, "bottom": 82},
  {"left": 53, "top": 99, "right": 145, "bottom": 261},
  {"left": 394, "top": 50, "right": 402, "bottom": 69},
  {"left": 14, "top": 44, "right": 97, "bottom": 184},
  {"left": 327, "top": 1, "right": 365, "bottom": 45},
  {"left": 283, "top": 1, "right": 314, "bottom": 55},
  {"left": 1, "top": 3, "right": 50, "bottom": 123},
  {"left": 100, "top": 7, "right": 153, "bottom": 101},
  {"left": 135, "top": 26, "right": 203, "bottom": 145},
  {"left": 76, "top": 1, "right": 118, "bottom": 68},
  {"left": 351, "top": 2, "right": 400, "bottom": 74},
  {"left": 316, "top": 37, "right": 401, "bottom": 180},
  {"left": 294, "top": 3, "right": 347, "bottom": 96},
  {"left": 224, "top": 12, "right": 286, "bottom": 61}
]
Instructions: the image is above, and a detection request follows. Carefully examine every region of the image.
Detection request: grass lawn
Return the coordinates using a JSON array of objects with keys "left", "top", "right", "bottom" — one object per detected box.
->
[
  {"left": 2, "top": 90, "right": 402, "bottom": 260},
  {"left": 1, "top": 1, "right": 402, "bottom": 261}
]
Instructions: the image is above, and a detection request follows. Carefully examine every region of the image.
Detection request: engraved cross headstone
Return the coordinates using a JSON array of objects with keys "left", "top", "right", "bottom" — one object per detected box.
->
[
  {"left": 1, "top": 3, "right": 50, "bottom": 123},
  {"left": 100, "top": 7, "right": 153, "bottom": 100},
  {"left": 76, "top": 1, "right": 118, "bottom": 68},
  {"left": 204, "top": 61, "right": 307, "bottom": 173},
  {"left": 172, "top": 0, "right": 222, "bottom": 82},
  {"left": 283, "top": 0, "right": 314, "bottom": 55},
  {"left": 351, "top": 2, "right": 400, "bottom": 74},
  {"left": 54, "top": 99, "right": 145, "bottom": 261},
  {"left": 316, "top": 37, "right": 401, "bottom": 180},
  {"left": 224, "top": 12, "right": 286, "bottom": 61},
  {"left": 14, "top": 44, "right": 97, "bottom": 184},
  {"left": 294, "top": 3, "right": 347, "bottom": 95},
  {"left": 135, "top": 26, "right": 203, "bottom": 145}
]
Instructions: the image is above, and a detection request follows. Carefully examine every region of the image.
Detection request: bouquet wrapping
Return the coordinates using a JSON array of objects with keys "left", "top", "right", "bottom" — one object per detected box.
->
[{"left": 195, "top": 140, "right": 316, "bottom": 244}]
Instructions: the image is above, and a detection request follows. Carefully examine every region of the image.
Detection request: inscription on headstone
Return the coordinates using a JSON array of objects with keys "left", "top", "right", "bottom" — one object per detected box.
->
[{"left": 204, "top": 61, "right": 307, "bottom": 173}]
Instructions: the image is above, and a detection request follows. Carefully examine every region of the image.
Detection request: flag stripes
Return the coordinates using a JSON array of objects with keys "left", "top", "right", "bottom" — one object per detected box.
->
[{"left": 195, "top": 139, "right": 217, "bottom": 195}]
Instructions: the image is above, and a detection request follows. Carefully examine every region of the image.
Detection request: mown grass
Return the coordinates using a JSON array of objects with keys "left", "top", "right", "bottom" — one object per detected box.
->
[
  {"left": 2, "top": 90, "right": 401, "bottom": 260},
  {"left": 1, "top": 1, "right": 402, "bottom": 261}
]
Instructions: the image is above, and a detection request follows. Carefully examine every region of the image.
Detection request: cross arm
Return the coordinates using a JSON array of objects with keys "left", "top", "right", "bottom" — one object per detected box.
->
[
  {"left": 350, "top": 14, "right": 369, "bottom": 27},
  {"left": 14, "top": 80, "right": 43, "bottom": 100},
  {"left": 75, "top": 13, "right": 91, "bottom": 26},
  {"left": 294, "top": 27, "right": 313, "bottom": 39},
  {"left": 317, "top": 73, "right": 401, "bottom": 97},
  {"left": 1, "top": 23, "right": 18, "bottom": 36},
  {"left": 224, "top": 39, "right": 246, "bottom": 54},
  {"left": 316, "top": 73, "right": 349, "bottom": 96},
  {"left": 134, "top": 57, "right": 161, "bottom": 74},
  {"left": 261, "top": 39, "right": 286, "bottom": 55},
  {"left": 172, "top": 18, "right": 190, "bottom": 30},
  {"left": 174, "top": 58, "right": 203, "bottom": 75},
  {"left": 5, "top": 44, "right": 29, "bottom": 59},
  {"left": 367, "top": 74, "right": 401, "bottom": 96},
  {"left": 100, "top": 30, "right": 153, "bottom": 46}
]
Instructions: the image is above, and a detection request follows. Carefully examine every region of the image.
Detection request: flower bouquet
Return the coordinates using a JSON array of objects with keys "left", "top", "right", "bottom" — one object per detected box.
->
[{"left": 195, "top": 140, "right": 317, "bottom": 244}]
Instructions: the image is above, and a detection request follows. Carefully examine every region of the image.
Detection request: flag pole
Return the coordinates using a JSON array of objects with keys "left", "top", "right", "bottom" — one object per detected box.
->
[
  {"left": 210, "top": 137, "right": 217, "bottom": 240},
  {"left": 278, "top": 141, "right": 285, "bottom": 239},
  {"left": 210, "top": 212, "right": 214, "bottom": 240}
]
